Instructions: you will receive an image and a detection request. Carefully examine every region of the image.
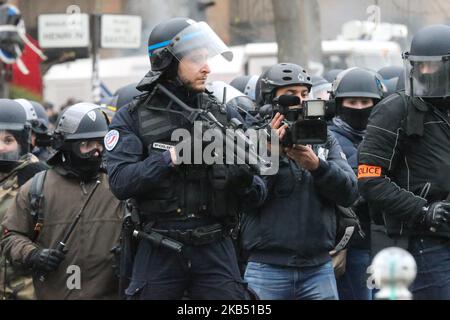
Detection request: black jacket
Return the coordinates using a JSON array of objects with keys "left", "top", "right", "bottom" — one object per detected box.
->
[
  {"left": 358, "top": 93, "right": 450, "bottom": 238},
  {"left": 329, "top": 117, "right": 371, "bottom": 250},
  {"left": 241, "top": 132, "right": 358, "bottom": 268}
]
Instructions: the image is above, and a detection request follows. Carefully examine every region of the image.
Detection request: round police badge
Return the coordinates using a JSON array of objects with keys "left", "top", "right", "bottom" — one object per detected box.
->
[{"left": 104, "top": 130, "right": 119, "bottom": 151}]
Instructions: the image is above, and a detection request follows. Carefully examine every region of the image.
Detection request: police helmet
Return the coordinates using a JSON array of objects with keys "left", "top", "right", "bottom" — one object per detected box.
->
[
  {"left": 207, "top": 81, "right": 258, "bottom": 117},
  {"left": 258, "top": 63, "right": 313, "bottom": 105},
  {"left": 377, "top": 66, "right": 403, "bottom": 80},
  {"left": 148, "top": 17, "right": 232, "bottom": 73},
  {"left": 0, "top": 99, "right": 30, "bottom": 164},
  {"left": 332, "top": 67, "right": 384, "bottom": 102},
  {"left": 52, "top": 103, "right": 109, "bottom": 151},
  {"left": 112, "top": 83, "right": 140, "bottom": 109},
  {"left": 230, "top": 75, "right": 260, "bottom": 101},
  {"left": 310, "top": 75, "right": 332, "bottom": 100},
  {"left": 323, "top": 69, "right": 344, "bottom": 83},
  {"left": 377, "top": 66, "right": 403, "bottom": 97},
  {"left": 15, "top": 99, "right": 49, "bottom": 135},
  {"left": 403, "top": 25, "right": 450, "bottom": 98}
]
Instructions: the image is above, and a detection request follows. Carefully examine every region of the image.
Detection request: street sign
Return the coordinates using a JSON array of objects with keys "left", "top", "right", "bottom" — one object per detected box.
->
[
  {"left": 38, "top": 14, "right": 90, "bottom": 48},
  {"left": 100, "top": 14, "right": 142, "bottom": 49}
]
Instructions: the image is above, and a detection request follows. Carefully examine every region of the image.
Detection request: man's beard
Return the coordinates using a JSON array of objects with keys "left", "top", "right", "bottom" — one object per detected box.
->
[{"left": 178, "top": 74, "right": 205, "bottom": 93}]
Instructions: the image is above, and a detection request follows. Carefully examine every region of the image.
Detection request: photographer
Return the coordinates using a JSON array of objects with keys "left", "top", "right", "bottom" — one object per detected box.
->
[{"left": 240, "top": 63, "right": 358, "bottom": 300}]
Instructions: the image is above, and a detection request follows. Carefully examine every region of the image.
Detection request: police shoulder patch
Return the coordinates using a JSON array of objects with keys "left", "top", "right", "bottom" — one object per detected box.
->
[{"left": 104, "top": 130, "right": 119, "bottom": 151}]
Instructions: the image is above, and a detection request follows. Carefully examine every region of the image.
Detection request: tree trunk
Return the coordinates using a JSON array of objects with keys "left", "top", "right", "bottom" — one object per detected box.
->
[
  {"left": 271, "top": 0, "right": 309, "bottom": 67},
  {"left": 305, "top": 0, "right": 322, "bottom": 65}
]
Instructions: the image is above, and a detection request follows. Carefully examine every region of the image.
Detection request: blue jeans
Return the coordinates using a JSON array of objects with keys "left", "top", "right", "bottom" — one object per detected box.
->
[
  {"left": 244, "top": 260, "right": 338, "bottom": 300},
  {"left": 408, "top": 237, "right": 450, "bottom": 300},
  {"left": 337, "top": 248, "right": 373, "bottom": 300}
]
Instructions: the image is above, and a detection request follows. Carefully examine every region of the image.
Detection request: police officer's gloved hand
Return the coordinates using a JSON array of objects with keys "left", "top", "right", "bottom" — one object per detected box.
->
[
  {"left": 27, "top": 248, "right": 65, "bottom": 273},
  {"left": 227, "top": 165, "right": 254, "bottom": 189},
  {"left": 418, "top": 201, "right": 450, "bottom": 232}
]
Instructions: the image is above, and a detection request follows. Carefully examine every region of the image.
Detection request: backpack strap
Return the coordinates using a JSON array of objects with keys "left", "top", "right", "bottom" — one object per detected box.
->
[{"left": 29, "top": 170, "right": 47, "bottom": 240}]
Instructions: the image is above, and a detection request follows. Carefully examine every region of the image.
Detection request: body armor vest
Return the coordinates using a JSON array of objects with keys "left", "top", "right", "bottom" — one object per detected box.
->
[{"left": 134, "top": 90, "right": 236, "bottom": 223}]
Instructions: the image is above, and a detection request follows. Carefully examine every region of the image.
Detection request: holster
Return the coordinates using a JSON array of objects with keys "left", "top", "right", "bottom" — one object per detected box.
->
[{"left": 117, "top": 200, "right": 140, "bottom": 299}]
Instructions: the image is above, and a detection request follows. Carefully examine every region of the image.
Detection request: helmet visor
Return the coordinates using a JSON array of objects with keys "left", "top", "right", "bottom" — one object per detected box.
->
[
  {"left": 404, "top": 54, "right": 450, "bottom": 98},
  {"left": 167, "top": 22, "right": 233, "bottom": 73}
]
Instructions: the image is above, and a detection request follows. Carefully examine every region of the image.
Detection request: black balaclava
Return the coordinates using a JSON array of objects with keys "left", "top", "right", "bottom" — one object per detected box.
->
[
  {"left": 60, "top": 141, "right": 103, "bottom": 181},
  {"left": 339, "top": 106, "right": 374, "bottom": 131}
]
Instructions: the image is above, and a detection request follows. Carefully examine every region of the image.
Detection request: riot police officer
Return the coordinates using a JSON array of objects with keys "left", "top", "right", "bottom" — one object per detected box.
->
[
  {"left": 358, "top": 25, "right": 450, "bottom": 300},
  {"left": 0, "top": 99, "right": 47, "bottom": 299},
  {"left": 1, "top": 103, "right": 122, "bottom": 299},
  {"left": 106, "top": 17, "right": 267, "bottom": 300},
  {"left": 377, "top": 66, "right": 404, "bottom": 97},
  {"left": 328, "top": 67, "right": 385, "bottom": 300},
  {"left": 230, "top": 75, "right": 260, "bottom": 102},
  {"left": 15, "top": 99, "right": 52, "bottom": 161}
]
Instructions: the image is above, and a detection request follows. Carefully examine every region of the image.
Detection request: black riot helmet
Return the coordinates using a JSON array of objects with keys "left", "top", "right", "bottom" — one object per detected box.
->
[
  {"left": 0, "top": 99, "right": 30, "bottom": 169},
  {"left": 403, "top": 25, "right": 450, "bottom": 98},
  {"left": 331, "top": 68, "right": 384, "bottom": 131},
  {"left": 29, "top": 101, "right": 49, "bottom": 134},
  {"left": 101, "top": 83, "right": 141, "bottom": 121},
  {"left": 148, "top": 17, "right": 232, "bottom": 74},
  {"left": 258, "top": 63, "right": 313, "bottom": 105},
  {"left": 148, "top": 17, "right": 193, "bottom": 72},
  {"left": 323, "top": 69, "right": 344, "bottom": 83},
  {"left": 49, "top": 103, "right": 109, "bottom": 180},
  {"left": 332, "top": 68, "right": 384, "bottom": 102},
  {"left": 377, "top": 66, "right": 403, "bottom": 97},
  {"left": 378, "top": 66, "right": 403, "bottom": 80},
  {"left": 112, "top": 83, "right": 140, "bottom": 109}
]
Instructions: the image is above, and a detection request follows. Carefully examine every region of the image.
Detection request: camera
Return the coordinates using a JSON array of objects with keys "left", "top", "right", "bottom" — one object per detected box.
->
[{"left": 275, "top": 95, "right": 328, "bottom": 146}]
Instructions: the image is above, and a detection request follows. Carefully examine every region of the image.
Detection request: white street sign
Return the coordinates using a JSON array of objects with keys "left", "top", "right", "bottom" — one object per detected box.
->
[
  {"left": 101, "top": 14, "right": 142, "bottom": 49},
  {"left": 38, "top": 14, "right": 90, "bottom": 48}
]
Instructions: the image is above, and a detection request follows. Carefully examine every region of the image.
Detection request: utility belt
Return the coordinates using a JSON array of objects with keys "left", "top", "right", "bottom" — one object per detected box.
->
[{"left": 143, "top": 223, "right": 228, "bottom": 246}]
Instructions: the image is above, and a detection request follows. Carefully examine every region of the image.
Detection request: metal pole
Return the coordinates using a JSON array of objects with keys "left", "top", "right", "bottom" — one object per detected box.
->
[
  {"left": 91, "top": 14, "right": 101, "bottom": 104},
  {"left": 0, "top": 61, "right": 10, "bottom": 98}
]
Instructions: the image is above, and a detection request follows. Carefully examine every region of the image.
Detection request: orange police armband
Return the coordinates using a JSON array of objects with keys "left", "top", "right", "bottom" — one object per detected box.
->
[{"left": 358, "top": 165, "right": 383, "bottom": 179}]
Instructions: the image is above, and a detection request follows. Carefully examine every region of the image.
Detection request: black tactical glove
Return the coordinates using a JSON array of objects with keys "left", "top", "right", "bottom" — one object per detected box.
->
[
  {"left": 227, "top": 165, "right": 254, "bottom": 189},
  {"left": 27, "top": 248, "right": 65, "bottom": 273},
  {"left": 419, "top": 201, "right": 450, "bottom": 232}
]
